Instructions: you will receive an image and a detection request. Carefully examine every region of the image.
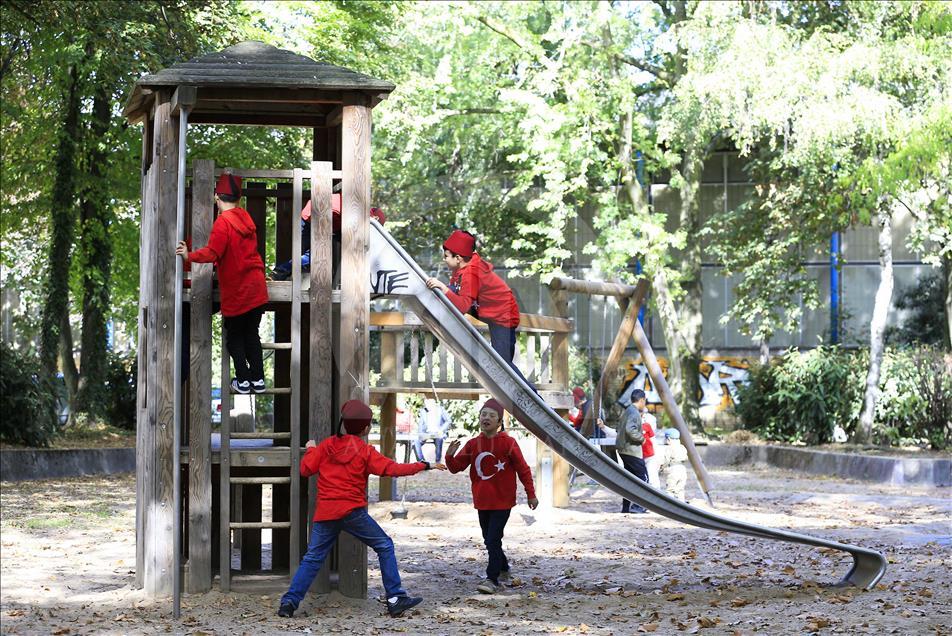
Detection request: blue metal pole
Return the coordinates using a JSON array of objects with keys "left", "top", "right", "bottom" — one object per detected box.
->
[{"left": 830, "top": 232, "right": 840, "bottom": 344}]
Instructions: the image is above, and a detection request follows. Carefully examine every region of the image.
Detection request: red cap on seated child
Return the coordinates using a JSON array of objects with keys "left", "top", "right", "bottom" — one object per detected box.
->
[
  {"left": 215, "top": 173, "right": 242, "bottom": 198},
  {"left": 341, "top": 399, "right": 373, "bottom": 435},
  {"left": 443, "top": 230, "right": 475, "bottom": 258}
]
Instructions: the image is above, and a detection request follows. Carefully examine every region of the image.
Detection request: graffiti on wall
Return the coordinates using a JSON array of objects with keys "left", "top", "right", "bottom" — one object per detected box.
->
[{"left": 616, "top": 356, "right": 752, "bottom": 411}]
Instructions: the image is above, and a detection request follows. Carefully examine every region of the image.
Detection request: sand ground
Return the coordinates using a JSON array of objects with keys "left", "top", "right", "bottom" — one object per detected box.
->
[{"left": 1, "top": 464, "right": 950, "bottom": 635}]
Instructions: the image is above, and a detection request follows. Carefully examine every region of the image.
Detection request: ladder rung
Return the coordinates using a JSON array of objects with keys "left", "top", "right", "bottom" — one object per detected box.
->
[
  {"left": 261, "top": 342, "right": 292, "bottom": 350},
  {"left": 229, "top": 387, "right": 292, "bottom": 395},
  {"left": 229, "top": 476, "right": 292, "bottom": 485},
  {"left": 230, "top": 521, "right": 292, "bottom": 530},
  {"left": 230, "top": 432, "right": 292, "bottom": 440}
]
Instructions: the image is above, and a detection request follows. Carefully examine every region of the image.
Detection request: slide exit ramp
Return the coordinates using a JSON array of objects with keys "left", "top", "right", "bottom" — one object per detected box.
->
[{"left": 368, "top": 220, "right": 887, "bottom": 590}]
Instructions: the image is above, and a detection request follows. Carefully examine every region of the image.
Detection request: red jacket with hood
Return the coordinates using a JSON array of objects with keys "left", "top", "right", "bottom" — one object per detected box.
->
[
  {"left": 445, "top": 431, "right": 536, "bottom": 510},
  {"left": 301, "top": 434, "right": 427, "bottom": 521},
  {"left": 187, "top": 207, "right": 269, "bottom": 317},
  {"left": 446, "top": 253, "right": 520, "bottom": 329}
]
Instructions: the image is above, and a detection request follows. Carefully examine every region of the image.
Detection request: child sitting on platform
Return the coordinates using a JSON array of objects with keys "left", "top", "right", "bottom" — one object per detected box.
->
[
  {"left": 278, "top": 400, "right": 444, "bottom": 619},
  {"left": 445, "top": 398, "right": 538, "bottom": 594}
]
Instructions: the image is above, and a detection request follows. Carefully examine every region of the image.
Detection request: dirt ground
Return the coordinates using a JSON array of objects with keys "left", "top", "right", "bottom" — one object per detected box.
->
[{"left": 1, "top": 465, "right": 949, "bottom": 635}]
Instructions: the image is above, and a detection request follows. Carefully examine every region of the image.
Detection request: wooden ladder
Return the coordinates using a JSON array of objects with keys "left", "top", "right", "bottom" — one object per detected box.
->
[{"left": 219, "top": 175, "right": 305, "bottom": 593}]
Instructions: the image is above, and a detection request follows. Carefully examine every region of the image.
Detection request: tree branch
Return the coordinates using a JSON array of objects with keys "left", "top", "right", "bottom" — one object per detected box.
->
[
  {"left": 652, "top": 0, "right": 674, "bottom": 20},
  {"left": 617, "top": 52, "right": 671, "bottom": 84}
]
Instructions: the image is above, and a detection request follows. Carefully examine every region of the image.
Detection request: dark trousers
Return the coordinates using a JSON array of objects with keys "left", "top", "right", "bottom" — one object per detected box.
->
[
  {"left": 486, "top": 322, "right": 537, "bottom": 392},
  {"left": 478, "top": 509, "right": 512, "bottom": 584},
  {"left": 619, "top": 453, "right": 648, "bottom": 513},
  {"left": 223, "top": 305, "right": 265, "bottom": 383}
]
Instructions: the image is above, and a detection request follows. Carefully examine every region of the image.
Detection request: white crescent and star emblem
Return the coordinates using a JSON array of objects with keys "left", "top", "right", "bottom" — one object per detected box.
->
[{"left": 474, "top": 451, "right": 506, "bottom": 480}]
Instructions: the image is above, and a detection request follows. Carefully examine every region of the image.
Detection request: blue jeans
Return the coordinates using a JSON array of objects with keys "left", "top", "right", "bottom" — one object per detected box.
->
[
  {"left": 281, "top": 507, "right": 405, "bottom": 608},
  {"left": 414, "top": 436, "right": 444, "bottom": 462}
]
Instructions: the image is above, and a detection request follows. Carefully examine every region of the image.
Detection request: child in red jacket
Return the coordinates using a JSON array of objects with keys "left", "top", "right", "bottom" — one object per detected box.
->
[
  {"left": 445, "top": 398, "right": 538, "bottom": 594},
  {"left": 278, "top": 400, "right": 444, "bottom": 619},
  {"left": 177, "top": 173, "right": 269, "bottom": 394},
  {"left": 425, "top": 231, "right": 528, "bottom": 376}
]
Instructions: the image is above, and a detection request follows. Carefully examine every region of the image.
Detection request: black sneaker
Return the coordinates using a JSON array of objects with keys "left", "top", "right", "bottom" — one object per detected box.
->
[
  {"left": 277, "top": 602, "right": 295, "bottom": 618},
  {"left": 386, "top": 594, "right": 422, "bottom": 617},
  {"left": 271, "top": 269, "right": 291, "bottom": 281},
  {"left": 231, "top": 379, "right": 251, "bottom": 394},
  {"left": 250, "top": 379, "right": 266, "bottom": 394}
]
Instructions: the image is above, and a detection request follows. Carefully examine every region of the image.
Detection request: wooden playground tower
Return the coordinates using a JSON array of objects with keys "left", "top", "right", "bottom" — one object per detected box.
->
[{"left": 124, "top": 42, "right": 573, "bottom": 605}]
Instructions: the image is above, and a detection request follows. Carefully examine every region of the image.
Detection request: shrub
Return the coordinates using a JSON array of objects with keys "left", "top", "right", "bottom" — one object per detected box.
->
[
  {"left": 105, "top": 352, "right": 137, "bottom": 430},
  {"left": 735, "top": 345, "right": 952, "bottom": 450},
  {"left": 735, "top": 346, "right": 864, "bottom": 445},
  {"left": 0, "top": 343, "right": 59, "bottom": 446}
]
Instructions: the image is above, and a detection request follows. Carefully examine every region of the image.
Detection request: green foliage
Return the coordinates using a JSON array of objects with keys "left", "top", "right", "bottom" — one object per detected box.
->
[
  {"left": 0, "top": 343, "right": 59, "bottom": 447},
  {"left": 874, "top": 347, "right": 952, "bottom": 450},
  {"left": 735, "top": 346, "right": 864, "bottom": 445},
  {"left": 737, "top": 346, "right": 951, "bottom": 449},
  {"left": 104, "top": 352, "right": 137, "bottom": 430},
  {"left": 886, "top": 273, "right": 949, "bottom": 347}
]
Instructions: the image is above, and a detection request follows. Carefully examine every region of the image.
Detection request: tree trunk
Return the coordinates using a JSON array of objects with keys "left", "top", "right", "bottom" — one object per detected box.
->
[
  {"left": 855, "top": 207, "right": 894, "bottom": 444},
  {"left": 944, "top": 254, "right": 951, "bottom": 351},
  {"left": 677, "top": 147, "right": 704, "bottom": 432},
  {"left": 73, "top": 87, "right": 113, "bottom": 417},
  {"left": 59, "top": 312, "right": 79, "bottom": 423},
  {"left": 39, "top": 63, "right": 82, "bottom": 380},
  {"left": 650, "top": 268, "right": 685, "bottom": 403}
]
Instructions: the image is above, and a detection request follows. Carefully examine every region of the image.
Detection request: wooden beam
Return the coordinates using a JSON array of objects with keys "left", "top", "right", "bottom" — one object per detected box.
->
[
  {"left": 368, "top": 311, "right": 572, "bottom": 333},
  {"left": 337, "top": 94, "right": 371, "bottom": 599},
  {"left": 549, "top": 276, "right": 640, "bottom": 298},
  {"left": 324, "top": 105, "right": 343, "bottom": 127},
  {"left": 186, "top": 159, "right": 214, "bottom": 593},
  {"left": 197, "top": 87, "right": 345, "bottom": 104},
  {"left": 378, "top": 392, "right": 397, "bottom": 501},
  {"left": 583, "top": 280, "right": 650, "bottom": 437},
  {"left": 171, "top": 86, "right": 197, "bottom": 115}
]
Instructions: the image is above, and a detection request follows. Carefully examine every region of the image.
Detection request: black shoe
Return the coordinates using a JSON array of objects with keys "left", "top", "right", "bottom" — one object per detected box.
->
[
  {"left": 271, "top": 269, "right": 291, "bottom": 281},
  {"left": 386, "top": 594, "right": 422, "bottom": 617},
  {"left": 277, "top": 602, "right": 295, "bottom": 618}
]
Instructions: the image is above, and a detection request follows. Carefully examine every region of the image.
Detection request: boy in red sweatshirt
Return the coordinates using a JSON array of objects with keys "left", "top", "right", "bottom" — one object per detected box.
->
[
  {"left": 278, "top": 400, "right": 443, "bottom": 618},
  {"left": 445, "top": 398, "right": 538, "bottom": 594},
  {"left": 425, "top": 231, "right": 527, "bottom": 377},
  {"left": 177, "top": 173, "right": 269, "bottom": 394}
]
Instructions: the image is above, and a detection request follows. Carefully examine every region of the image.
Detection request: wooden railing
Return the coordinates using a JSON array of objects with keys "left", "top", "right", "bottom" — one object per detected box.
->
[{"left": 370, "top": 311, "right": 572, "bottom": 397}]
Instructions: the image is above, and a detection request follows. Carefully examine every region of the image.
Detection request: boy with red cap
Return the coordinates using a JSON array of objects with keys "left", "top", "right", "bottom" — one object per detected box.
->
[
  {"left": 278, "top": 399, "right": 444, "bottom": 619},
  {"left": 425, "top": 231, "right": 529, "bottom": 384},
  {"left": 270, "top": 196, "right": 385, "bottom": 281},
  {"left": 445, "top": 398, "right": 538, "bottom": 594},
  {"left": 177, "top": 173, "right": 269, "bottom": 394}
]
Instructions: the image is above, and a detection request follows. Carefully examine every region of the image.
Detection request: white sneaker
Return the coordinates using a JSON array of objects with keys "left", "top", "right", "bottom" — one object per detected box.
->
[
  {"left": 476, "top": 579, "right": 498, "bottom": 594},
  {"left": 250, "top": 379, "right": 266, "bottom": 394},
  {"left": 230, "top": 379, "right": 251, "bottom": 394}
]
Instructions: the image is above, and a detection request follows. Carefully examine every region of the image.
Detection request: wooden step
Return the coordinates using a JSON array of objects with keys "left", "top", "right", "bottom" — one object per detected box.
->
[
  {"left": 230, "top": 521, "right": 292, "bottom": 530},
  {"left": 230, "top": 432, "right": 292, "bottom": 440},
  {"left": 229, "top": 387, "right": 292, "bottom": 395},
  {"left": 261, "top": 342, "right": 292, "bottom": 350},
  {"left": 229, "top": 476, "right": 292, "bottom": 485}
]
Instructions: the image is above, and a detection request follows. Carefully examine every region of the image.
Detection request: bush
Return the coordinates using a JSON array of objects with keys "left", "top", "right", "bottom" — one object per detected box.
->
[
  {"left": 0, "top": 343, "right": 59, "bottom": 446},
  {"left": 105, "top": 352, "right": 137, "bottom": 430},
  {"left": 735, "top": 345, "right": 952, "bottom": 450}
]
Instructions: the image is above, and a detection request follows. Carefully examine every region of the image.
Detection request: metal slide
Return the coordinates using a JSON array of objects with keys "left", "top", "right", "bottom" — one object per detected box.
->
[{"left": 368, "top": 220, "right": 887, "bottom": 590}]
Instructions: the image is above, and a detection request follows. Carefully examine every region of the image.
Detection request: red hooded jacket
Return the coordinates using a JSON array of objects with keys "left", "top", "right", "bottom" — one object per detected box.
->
[
  {"left": 445, "top": 431, "right": 536, "bottom": 510},
  {"left": 301, "top": 434, "right": 427, "bottom": 521},
  {"left": 446, "top": 253, "right": 520, "bottom": 329},
  {"left": 187, "top": 207, "right": 269, "bottom": 317}
]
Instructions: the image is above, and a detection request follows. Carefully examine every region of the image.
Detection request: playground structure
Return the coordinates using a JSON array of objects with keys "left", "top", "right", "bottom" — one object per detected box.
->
[{"left": 125, "top": 42, "right": 886, "bottom": 614}]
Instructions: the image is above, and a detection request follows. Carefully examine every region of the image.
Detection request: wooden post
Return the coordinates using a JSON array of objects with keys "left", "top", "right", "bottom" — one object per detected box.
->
[
  {"left": 135, "top": 114, "right": 155, "bottom": 590},
  {"left": 548, "top": 289, "right": 571, "bottom": 508},
  {"left": 186, "top": 159, "right": 214, "bottom": 592},
  {"left": 272, "top": 183, "right": 292, "bottom": 572},
  {"left": 379, "top": 331, "right": 399, "bottom": 501},
  {"left": 379, "top": 393, "right": 397, "bottom": 501},
  {"left": 144, "top": 91, "right": 178, "bottom": 596},
  {"left": 337, "top": 93, "right": 371, "bottom": 599},
  {"left": 308, "top": 160, "right": 335, "bottom": 594}
]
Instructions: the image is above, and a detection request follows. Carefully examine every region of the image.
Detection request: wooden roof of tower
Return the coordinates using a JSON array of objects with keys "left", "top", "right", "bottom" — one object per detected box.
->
[{"left": 123, "top": 41, "right": 395, "bottom": 126}]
